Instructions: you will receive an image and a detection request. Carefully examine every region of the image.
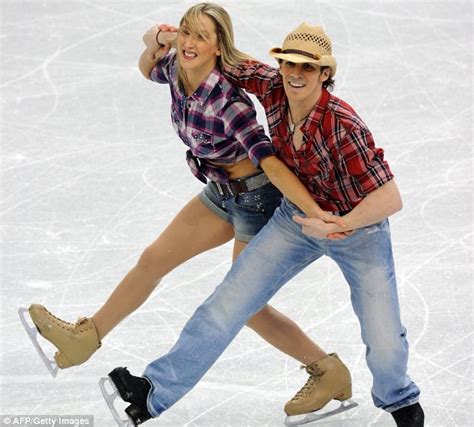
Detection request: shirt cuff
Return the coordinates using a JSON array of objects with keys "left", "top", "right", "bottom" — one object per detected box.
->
[
  {"left": 356, "top": 161, "right": 395, "bottom": 194},
  {"left": 248, "top": 143, "right": 276, "bottom": 167}
]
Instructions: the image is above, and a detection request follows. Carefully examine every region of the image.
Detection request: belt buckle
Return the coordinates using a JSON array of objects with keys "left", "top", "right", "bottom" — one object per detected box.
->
[
  {"left": 215, "top": 182, "right": 225, "bottom": 196},
  {"left": 216, "top": 182, "right": 234, "bottom": 197}
]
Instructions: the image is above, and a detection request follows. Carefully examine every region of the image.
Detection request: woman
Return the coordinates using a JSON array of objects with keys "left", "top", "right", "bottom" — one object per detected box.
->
[{"left": 23, "top": 3, "right": 343, "bottom": 385}]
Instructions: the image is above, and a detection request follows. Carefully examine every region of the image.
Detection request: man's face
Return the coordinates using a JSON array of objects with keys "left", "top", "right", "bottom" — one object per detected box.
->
[{"left": 279, "top": 61, "right": 330, "bottom": 105}]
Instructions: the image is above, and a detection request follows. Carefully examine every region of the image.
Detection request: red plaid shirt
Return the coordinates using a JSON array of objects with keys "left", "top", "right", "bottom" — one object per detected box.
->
[{"left": 224, "top": 62, "right": 394, "bottom": 212}]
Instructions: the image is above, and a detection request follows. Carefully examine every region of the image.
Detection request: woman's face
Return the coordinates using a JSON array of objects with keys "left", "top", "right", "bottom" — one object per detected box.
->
[{"left": 177, "top": 14, "right": 221, "bottom": 76}]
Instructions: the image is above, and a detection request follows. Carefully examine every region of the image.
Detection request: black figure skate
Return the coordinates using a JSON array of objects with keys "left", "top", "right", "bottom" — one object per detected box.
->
[
  {"left": 100, "top": 367, "right": 152, "bottom": 426},
  {"left": 392, "top": 402, "right": 424, "bottom": 426}
]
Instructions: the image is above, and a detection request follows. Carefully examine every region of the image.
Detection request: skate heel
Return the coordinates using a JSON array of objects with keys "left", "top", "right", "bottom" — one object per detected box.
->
[
  {"left": 334, "top": 385, "right": 352, "bottom": 401},
  {"left": 54, "top": 350, "right": 73, "bottom": 369},
  {"left": 126, "top": 403, "right": 152, "bottom": 425}
]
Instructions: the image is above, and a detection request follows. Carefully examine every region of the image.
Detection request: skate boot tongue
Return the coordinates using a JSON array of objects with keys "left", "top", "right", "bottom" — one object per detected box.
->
[{"left": 305, "top": 363, "right": 323, "bottom": 377}]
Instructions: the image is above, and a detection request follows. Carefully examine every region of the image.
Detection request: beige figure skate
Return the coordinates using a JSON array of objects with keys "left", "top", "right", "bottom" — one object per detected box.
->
[
  {"left": 19, "top": 304, "right": 101, "bottom": 377},
  {"left": 284, "top": 353, "right": 358, "bottom": 425}
]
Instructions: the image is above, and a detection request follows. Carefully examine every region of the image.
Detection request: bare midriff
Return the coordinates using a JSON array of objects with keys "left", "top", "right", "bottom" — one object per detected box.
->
[{"left": 208, "top": 157, "right": 262, "bottom": 180}]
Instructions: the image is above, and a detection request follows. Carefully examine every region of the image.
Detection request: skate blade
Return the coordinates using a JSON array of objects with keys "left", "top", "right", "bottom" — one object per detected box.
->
[
  {"left": 18, "top": 307, "right": 59, "bottom": 378},
  {"left": 284, "top": 399, "right": 358, "bottom": 426},
  {"left": 99, "top": 377, "right": 135, "bottom": 427}
]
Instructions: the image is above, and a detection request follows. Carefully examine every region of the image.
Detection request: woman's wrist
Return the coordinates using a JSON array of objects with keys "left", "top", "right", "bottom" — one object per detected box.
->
[{"left": 155, "top": 29, "right": 165, "bottom": 48}]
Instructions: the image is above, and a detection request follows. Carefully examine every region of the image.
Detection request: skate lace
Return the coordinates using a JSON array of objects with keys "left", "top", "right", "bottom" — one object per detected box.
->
[
  {"left": 44, "top": 308, "right": 90, "bottom": 333},
  {"left": 44, "top": 307, "right": 74, "bottom": 327},
  {"left": 291, "top": 365, "right": 323, "bottom": 401}
]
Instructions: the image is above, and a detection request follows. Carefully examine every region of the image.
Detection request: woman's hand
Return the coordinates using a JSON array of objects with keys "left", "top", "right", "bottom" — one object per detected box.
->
[{"left": 143, "top": 24, "right": 178, "bottom": 54}]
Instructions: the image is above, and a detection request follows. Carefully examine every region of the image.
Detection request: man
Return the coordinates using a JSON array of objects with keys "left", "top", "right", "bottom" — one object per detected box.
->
[{"left": 102, "top": 23, "right": 424, "bottom": 427}]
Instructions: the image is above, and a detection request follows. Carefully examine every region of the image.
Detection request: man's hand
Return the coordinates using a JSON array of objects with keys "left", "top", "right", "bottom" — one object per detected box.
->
[
  {"left": 292, "top": 215, "right": 353, "bottom": 240},
  {"left": 309, "top": 207, "right": 346, "bottom": 228}
]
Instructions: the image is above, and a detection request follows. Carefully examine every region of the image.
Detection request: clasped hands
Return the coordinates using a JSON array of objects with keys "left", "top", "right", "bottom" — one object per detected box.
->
[{"left": 294, "top": 208, "right": 354, "bottom": 241}]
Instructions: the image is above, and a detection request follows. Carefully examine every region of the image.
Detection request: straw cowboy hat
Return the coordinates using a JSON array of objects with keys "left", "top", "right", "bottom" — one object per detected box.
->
[{"left": 269, "top": 23, "right": 337, "bottom": 77}]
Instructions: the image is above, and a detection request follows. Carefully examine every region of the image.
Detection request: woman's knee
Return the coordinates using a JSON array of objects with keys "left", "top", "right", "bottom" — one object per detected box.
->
[
  {"left": 246, "top": 305, "right": 272, "bottom": 331},
  {"left": 136, "top": 244, "right": 166, "bottom": 279}
]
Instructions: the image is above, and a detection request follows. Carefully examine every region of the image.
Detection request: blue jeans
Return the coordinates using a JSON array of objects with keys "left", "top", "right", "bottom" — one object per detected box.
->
[{"left": 143, "top": 199, "right": 420, "bottom": 416}]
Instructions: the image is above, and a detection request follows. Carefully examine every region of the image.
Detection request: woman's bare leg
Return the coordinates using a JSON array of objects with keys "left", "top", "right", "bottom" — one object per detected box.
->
[
  {"left": 232, "top": 240, "right": 327, "bottom": 365},
  {"left": 92, "top": 197, "right": 234, "bottom": 340}
]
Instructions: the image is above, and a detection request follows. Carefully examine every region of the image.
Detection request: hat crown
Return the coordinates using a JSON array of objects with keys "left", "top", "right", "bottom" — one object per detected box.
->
[
  {"left": 269, "top": 23, "right": 337, "bottom": 77},
  {"left": 283, "top": 24, "right": 332, "bottom": 57}
]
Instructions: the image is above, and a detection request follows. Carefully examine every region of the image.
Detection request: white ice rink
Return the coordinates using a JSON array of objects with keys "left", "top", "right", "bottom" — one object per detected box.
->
[{"left": 1, "top": 0, "right": 472, "bottom": 426}]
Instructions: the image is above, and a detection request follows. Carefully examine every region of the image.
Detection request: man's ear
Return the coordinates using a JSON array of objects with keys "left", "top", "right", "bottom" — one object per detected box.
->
[{"left": 321, "top": 68, "right": 330, "bottom": 82}]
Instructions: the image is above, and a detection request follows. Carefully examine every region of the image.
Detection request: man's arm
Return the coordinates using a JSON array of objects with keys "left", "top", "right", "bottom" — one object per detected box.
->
[
  {"left": 293, "top": 179, "right": 402, "bottom": 237},
  {"left": 341, "top": 179, "right": 402, "bottom": 229},
  {"left": 260, "top": 155, "right": 344, "bottom": 224},
  {"left": 223, "top": 61, "right": 280, "bottom": 99}
]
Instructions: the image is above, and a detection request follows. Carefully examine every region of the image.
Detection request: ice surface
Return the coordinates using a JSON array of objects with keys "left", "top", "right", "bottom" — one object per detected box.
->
[{"left": 1, "top": 1, "right": 472, "bottom": 426}]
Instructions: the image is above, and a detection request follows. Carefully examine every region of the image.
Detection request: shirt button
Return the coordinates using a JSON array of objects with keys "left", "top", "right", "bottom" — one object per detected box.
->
[{"left": 187, "top": 102, "right": 192, "bottom": 108}]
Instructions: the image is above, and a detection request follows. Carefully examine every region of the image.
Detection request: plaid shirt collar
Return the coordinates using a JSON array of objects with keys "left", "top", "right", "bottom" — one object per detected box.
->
[
  {"left": 278, "top": 88, "right": 331, "bottom": 136},
  {"left": 186, "top": 66, "right": 221, "bottom": 106}
]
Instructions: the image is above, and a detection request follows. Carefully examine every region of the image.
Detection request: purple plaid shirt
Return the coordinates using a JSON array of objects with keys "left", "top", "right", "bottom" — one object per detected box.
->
[{"left": 150, "top": 52, "right": 275, "bottom": 183}]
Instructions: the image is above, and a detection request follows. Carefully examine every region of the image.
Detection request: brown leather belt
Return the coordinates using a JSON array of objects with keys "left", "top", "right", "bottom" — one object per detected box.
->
[{"left": 212, "top": 173, "right": 270, "bottom": 197}]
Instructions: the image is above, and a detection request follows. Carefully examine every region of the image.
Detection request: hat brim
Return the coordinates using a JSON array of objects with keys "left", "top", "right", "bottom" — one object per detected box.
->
[{"left": 269, "top": 47, "right": 337, "bottom": 77}]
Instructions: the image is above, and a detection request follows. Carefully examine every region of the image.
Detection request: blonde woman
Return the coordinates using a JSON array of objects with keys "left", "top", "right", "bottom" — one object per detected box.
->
[{"left": 22, "top": 5, "right": 347, "bottom": 421}]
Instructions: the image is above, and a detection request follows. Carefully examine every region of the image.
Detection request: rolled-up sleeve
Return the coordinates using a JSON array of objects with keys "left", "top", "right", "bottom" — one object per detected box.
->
[
  {"left": 224, "top": 61, "right": 278, "bottom": 98},
  {"left": 339, "top": 126, "right": 394, "bottom": 194},
  {"left": 221, "top": 100, "right": 275, "bottom": 166},
  {"left": 150, "top": 52, "right": 176, "bottom": 84}
]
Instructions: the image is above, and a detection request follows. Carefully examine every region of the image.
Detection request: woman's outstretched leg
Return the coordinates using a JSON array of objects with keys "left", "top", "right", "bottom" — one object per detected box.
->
[
  {"left": 28, "top": 196, "right": 234, "bottom": 368},
  {"left": 93, "top": 196, "right": 234, "bottom": 339}
]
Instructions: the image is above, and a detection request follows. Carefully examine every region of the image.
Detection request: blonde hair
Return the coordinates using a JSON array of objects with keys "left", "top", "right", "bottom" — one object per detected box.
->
[{"left": 177, "top": 2, "right": 250, "bottom": 89}]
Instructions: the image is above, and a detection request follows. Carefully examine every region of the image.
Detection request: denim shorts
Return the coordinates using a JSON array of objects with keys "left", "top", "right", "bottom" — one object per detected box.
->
[{"left": 198, "top": 181, "right": 283, "bottom": 242}]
